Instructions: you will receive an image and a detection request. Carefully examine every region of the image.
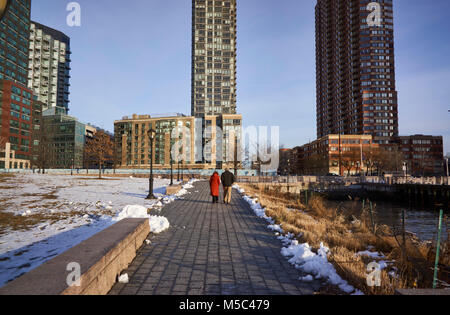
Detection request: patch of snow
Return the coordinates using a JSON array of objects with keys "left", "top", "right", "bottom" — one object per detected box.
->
[
  {"left": 118, "top": 274, "right": 129, "bottom": 284},
  {"left": 114, "top": 205, "right": 149, "bottom": 221},
  {"left": 233, "top": 184, "right": 245, "bottom": 194},
  {"left": 149, "top": 216, "right": 170, "bottom": 234},
  {"left": 114, "top": 205, "right": 170, "bottom": 234},
  {"left": 241, "top": 195, "right": 274, "bottom": 224},
  {"left": 268, "top": 224, "right": 284, "bottom": 234},
  {"left": 280, "top": 239, "right": 359, "bottom": 295},
  {"left": 21, "top": 210, "right": 32, "bottom": 217},
  {"left": 300, "top": 275, "right": 314, "bottom": 282},
  {"left": 356, "top": 250, "right": 386, "bottom": 259}
]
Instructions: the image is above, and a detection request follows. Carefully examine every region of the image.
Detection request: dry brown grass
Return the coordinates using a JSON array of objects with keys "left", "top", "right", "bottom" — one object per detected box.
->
[
  {"left": 22, "top": 191, "right": 59, "bottom": 200},
  {"left": 0, "top": 178, "right": 116, "bottom": 235},
  {"left": 0, "top": 174, "right": 15, "bottom": 190},
  {"left": 0, "top": 205, "right": 116, "bottom": 237},
  {"left": 0, "top": 211, "right": 63, "bottom": 236},
  {"left": 74, "top": 177, "right": 121, "bottom": 181},
  {"left": 239, "top": 183, "right": 449, "bottom": 295},
  {"left": 0, "top": 174, "right": 15, "bottom": 181}
]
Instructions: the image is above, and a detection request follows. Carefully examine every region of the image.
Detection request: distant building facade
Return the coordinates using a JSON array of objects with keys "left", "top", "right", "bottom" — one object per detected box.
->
[
  {"left": 278, "top": 148, "right": 294, "bottom": 175},
  {"left": 293, "top": 135, "right": 378, "bottom": 176},
  {"left": 0, "top": 80, "right": 34, "bottom": 161},
  {"left": 395, "top": 135, "right": 444, "bottom": 177},
  {"left": 40, "top": 109, "right": 86, "bottom": 169},
  {"left": 28, "top": 21, "right": 71, "bottom": 112},
  {"left": 0, "top": 142, "right": 31, "bottom": 169},
  {"left": 114, "top": 113, "right": 242, "bottom": 170},
  {"left": 292, "top": 134, "right": 445, "bottom": 177},
  {"left": 115, "top": 114, "right": 196, "bottom": 169}
]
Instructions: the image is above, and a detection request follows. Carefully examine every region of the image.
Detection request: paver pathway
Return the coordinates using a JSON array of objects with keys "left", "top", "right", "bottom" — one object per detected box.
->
[{"left": 109, "top": 181, "right": 320, "bottom": 295}]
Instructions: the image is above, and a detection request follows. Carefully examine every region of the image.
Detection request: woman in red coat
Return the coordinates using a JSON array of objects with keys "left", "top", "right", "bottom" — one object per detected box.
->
[{"left": 209, "top": 171, "right": 221, "bottom": 204}]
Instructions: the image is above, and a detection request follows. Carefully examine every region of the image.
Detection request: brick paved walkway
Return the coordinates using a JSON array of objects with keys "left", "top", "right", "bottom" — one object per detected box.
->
[{"left": 108, "top": 181, "right": 321, "bottom": 295}]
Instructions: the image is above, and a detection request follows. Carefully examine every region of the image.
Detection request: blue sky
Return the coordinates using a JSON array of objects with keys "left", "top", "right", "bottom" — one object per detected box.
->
[{"left": 31, "top": 0, "right": 450, "bottom": 154}]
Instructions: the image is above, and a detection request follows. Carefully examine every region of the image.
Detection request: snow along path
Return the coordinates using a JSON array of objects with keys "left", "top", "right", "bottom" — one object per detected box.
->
[
  {"left": 110, "top": 181, "right": 321, "bottom": 295},
  {"left": 0, "top": 174, "right": 197, "bottom": 288},
  {"left": 233, "top": 184, "right": 364, "bottom": 295}
]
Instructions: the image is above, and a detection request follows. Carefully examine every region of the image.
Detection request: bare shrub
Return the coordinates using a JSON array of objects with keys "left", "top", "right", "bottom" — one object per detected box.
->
[{"left": 239, "top": 182, "right": 448, "bottom": 294}]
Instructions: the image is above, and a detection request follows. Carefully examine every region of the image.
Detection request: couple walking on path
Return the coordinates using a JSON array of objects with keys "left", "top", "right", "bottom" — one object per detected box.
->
[{"left": 209, "top": 169, "right": 236, "bottom": 204}]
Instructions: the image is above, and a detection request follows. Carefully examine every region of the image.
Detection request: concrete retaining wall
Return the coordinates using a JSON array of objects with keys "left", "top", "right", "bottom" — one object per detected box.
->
[
  {"left": 0, "top": 218, "right": 150, "bottom": 295},
  {"left": 395, "top": 289, "right": 450, "bottom": 295}
]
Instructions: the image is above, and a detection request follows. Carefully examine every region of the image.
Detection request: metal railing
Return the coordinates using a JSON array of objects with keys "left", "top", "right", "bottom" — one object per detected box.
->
[{"left": 236, "top": 175, "right": 450, "bottom": 186}]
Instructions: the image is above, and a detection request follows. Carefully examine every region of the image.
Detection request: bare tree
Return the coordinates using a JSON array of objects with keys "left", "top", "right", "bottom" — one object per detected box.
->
[
  {"left": 83, "top": 147, "right": 90, "bottom": 174},
  {"left": 84, "top": 131, "right": 114, "bottom": 179},
  {"left": 363, "top": 146, "right": 378, "bottom": 175},
  {"left": 341, "top": 148, "right": 361, "bottom": 176},
  {"left": 32, "top": 119, "right": 56, "bottom": 174},
  {"left": 373, "top": 148, "right": 403, "bottom": 175}
]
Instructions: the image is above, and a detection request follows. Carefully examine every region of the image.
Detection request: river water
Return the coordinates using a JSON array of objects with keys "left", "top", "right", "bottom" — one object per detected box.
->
[{"left": 328, "top": 200, "right": 448, "bottom": 242}]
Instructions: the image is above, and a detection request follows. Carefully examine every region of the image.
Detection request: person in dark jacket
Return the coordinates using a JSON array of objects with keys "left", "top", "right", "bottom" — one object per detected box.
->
[
  {"left": 221, "top": 169, "right": 236, "bottom": 204},
  {"left": 210, "top": 171, "right": 221, "bottom": 204}
]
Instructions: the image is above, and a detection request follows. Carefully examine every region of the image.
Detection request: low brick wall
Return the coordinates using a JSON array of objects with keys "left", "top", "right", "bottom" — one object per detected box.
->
[{"left": 0, "top": 218, "right": 150, "bottom": 295}]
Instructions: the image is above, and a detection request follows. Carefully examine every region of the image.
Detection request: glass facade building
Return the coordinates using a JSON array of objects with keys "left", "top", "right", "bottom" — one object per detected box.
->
[
  {"left": 41, "top": 110, "right": 86, "bottom": 169},
  {"left": 192, "top": 0, "right": 237, "bottom": 118},
  {"left": 0, "top": 0, "right": 31, "bottom": 86}
]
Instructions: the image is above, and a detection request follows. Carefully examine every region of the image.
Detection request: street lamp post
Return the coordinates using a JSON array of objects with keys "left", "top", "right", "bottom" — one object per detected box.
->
[
  {"left": 403, "top": 161, "right": 408, "bottom": 183},
  {"left": 180, "top": 160, "right": 184, "bottom": 182},
  {"left": 177, "top": 160, "right": 181, "bottom": 182},
  {"left": 169, "top": 129, "right": 175, "bottom": 186},
  {"left": 146, "top": 129, "right": 157, "bottom": 200},
  {"left": 446, "top": 158, "right": 449, "bottom": 185},
  {"left": 170, "top": 153, "right": 174, "bottom": 186},
  {"left": 287, "top": 159, "right": 290, "bottom": 184}
]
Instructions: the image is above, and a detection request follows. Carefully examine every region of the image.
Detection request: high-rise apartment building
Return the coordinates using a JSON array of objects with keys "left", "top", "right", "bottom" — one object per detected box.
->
[
  {"left": 0, "top": 0, "right": 33, "bottom": 168},
  {"left": 191, "top": 0, "right": 237, "bottom": 118},
  {"left": 0, "top": 0, "right": 31, "bottom": 86},
  {"left": 315, "top": 0, "right": 398, "bottom": 144},
  {"left": 28, "top": 21, "right": 71, "bottom": 112}
]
